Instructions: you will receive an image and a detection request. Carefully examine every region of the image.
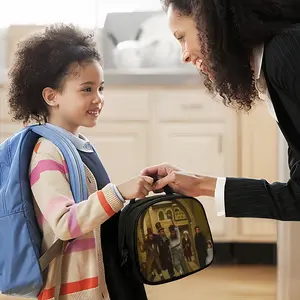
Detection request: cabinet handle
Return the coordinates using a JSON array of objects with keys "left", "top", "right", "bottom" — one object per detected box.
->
[{"left": 181, "top": 103, "right": 204, "bottom": 110}]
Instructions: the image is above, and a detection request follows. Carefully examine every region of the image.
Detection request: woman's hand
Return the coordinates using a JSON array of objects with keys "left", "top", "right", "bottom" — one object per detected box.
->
[{"left": 141, "top": 163, "right": 217, "bottom": 197}]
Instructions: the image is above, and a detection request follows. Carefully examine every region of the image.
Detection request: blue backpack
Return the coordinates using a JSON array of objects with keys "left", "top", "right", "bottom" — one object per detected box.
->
[{"left": 0, "top": 124, "right": 88, "bottom": 298}]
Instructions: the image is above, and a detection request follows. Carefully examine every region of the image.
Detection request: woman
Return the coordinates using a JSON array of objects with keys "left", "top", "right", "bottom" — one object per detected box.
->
[{"left": 142, "top": 0, "right": 300, "bottom": 221}]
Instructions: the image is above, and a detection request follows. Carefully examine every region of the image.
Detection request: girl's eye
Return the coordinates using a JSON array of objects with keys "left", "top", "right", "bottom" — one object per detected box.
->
[
  {"left": 83, "top": 87, "right": 92, "bottom": 92},
  {"left": 99, "top": 86, "right": 104, "bottom": 92}
]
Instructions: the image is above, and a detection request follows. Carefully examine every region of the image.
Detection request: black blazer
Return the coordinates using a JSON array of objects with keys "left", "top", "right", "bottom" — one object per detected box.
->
[{"left": 225, "top": 24, "right": 300, "bottom": 221}]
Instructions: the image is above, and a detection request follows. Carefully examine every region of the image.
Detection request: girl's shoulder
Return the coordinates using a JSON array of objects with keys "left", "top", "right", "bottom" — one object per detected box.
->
[{"left": 31, "top": 137, "right": 64, "bottom": 163}]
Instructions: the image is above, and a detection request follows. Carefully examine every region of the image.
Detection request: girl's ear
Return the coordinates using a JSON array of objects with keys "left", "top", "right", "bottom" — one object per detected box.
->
[{"left": 42, "top": 87, "right": 59, "bottom": 107}]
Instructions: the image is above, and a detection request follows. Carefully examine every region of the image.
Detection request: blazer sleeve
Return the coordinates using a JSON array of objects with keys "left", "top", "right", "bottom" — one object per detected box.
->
[{"left": 225, "top": 27, "right": 300, "bottom": 221}]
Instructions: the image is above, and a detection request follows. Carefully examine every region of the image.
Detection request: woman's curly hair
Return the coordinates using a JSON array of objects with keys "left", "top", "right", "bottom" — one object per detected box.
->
[
  {"left": 8, "top": 24, "right": 101, "bottom": 124},
  {"left": 161, "top": 0, "right": 300, "bottom": 111}
]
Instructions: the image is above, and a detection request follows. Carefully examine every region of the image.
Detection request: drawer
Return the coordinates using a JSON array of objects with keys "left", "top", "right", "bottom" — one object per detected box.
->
[
  {"left": 154, "top": 89, "right": 226, "bottom": 121},
  {"left": 101, "top": 89, "right": 149, "bottom": 121}
]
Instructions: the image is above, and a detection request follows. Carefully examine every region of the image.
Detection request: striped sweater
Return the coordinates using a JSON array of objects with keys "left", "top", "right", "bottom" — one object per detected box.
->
[{"left": 29, "top": 137, "right": 124, "bottom": 300}]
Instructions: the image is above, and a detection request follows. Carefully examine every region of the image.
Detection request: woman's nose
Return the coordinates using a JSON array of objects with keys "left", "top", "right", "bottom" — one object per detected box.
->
[{"left": 181, "top": 51, "right": 191, "bottom": 63}]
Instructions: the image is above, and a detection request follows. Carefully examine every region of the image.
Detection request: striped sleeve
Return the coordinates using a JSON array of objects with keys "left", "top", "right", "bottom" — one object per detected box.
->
[{"left": 29, "top": 138, "right": 124, "bottom": 241}]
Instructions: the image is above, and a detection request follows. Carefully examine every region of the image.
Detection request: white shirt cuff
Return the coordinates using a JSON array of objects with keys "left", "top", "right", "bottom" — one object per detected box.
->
[{"left": 214, "top": 177, "right": 226, "bottom": 216}]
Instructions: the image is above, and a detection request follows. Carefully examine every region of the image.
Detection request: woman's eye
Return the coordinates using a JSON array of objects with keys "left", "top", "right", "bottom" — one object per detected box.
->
[
  {"left": 83, "top": 87, "right": 92, "bottom": 92},
  {"left": 99, "top": 86, "right": 104, "bottom": 92}
]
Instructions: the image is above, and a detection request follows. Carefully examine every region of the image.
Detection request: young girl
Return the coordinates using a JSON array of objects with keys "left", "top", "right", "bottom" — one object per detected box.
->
[{"left": 8, "top": 24, "right": 153, "bottom": 300}]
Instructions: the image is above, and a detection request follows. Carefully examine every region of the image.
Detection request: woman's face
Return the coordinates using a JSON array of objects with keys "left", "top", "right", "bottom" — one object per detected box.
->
[{"left": 167, "top": 4, "right": 213, "bottom": 81}]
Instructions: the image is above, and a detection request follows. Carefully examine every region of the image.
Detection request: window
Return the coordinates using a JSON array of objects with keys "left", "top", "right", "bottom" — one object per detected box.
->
[
  {"left": 166, "top": 209, "right": 173, "bottom": 220},
  {"left": 158, "top": 211, "right": 165, "bottom": 221},
  {"left": 174, "top": 206, "right": 186, "bottom": 221}
]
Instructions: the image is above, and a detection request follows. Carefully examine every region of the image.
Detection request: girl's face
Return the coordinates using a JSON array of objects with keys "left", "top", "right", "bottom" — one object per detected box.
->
[
  {"left": 43, "top": 60, "right": 104, "bottom": 134},
  {"left": 167, "top": 4, "right": 213, "bottom": 81}
]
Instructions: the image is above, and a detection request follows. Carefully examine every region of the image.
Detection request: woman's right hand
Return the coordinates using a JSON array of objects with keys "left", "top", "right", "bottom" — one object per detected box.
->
[
  {"left": 141, "top": 163, "right": 217, "bottom": 198},
  {"left": 116, "top": 175, "right": 154, "bottom": 200}
]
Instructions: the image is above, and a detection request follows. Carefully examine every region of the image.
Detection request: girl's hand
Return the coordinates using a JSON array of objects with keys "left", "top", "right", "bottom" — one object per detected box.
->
[{"left": 116, "top": 175, "right": 154, "bottom": 200}]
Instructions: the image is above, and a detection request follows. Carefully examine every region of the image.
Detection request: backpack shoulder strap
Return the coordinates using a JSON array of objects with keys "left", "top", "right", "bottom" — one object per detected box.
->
[{"left": 31, "top": 124, "right": 88, "bottom": 202}]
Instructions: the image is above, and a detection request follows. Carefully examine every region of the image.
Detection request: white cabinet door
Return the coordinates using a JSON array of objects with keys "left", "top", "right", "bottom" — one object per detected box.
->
[{"left": 80, "top": 122, "right": 149, "bottom": 185}]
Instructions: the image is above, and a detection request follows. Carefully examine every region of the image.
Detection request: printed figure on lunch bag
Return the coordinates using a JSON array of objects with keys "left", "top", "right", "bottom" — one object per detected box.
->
[
  {"left": 142, "top": 229, "right": 165, "bottom": 282},
  {"left": 194, "top": 226, "right": 208, "bottom": 268},
  {"left": 167, "top": 216, "right": 189, "bottom": 276},
  {"left": 182, "top": 231, "right": 192, "bottom": 262},
  {"left": 7, "top": 24, "right": 154, "bottom": 300},
  {"left": 155, "top": 222, "right": 175, "bottom": 279},
  {"left": 206, "top": 240, "right": 214, "bottom": 265}
]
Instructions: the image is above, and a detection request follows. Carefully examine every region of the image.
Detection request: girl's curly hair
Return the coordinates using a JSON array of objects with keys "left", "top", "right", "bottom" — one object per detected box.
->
[
  {"left": 8, "top": 24, "right": 101, "bottom": 124},
  {"left": 161, "top": 0, "right": 300, "bottom": 111}
]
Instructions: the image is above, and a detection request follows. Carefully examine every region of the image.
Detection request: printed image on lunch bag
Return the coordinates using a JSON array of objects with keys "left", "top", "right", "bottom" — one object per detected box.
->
[{"left": 137, "top": 197, "right": 213, "bottom": 284}]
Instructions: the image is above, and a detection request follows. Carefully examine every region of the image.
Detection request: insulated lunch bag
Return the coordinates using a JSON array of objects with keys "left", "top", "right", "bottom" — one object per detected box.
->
[{"left": 118, "top": 186, "right": 214, "bottom": 285}]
